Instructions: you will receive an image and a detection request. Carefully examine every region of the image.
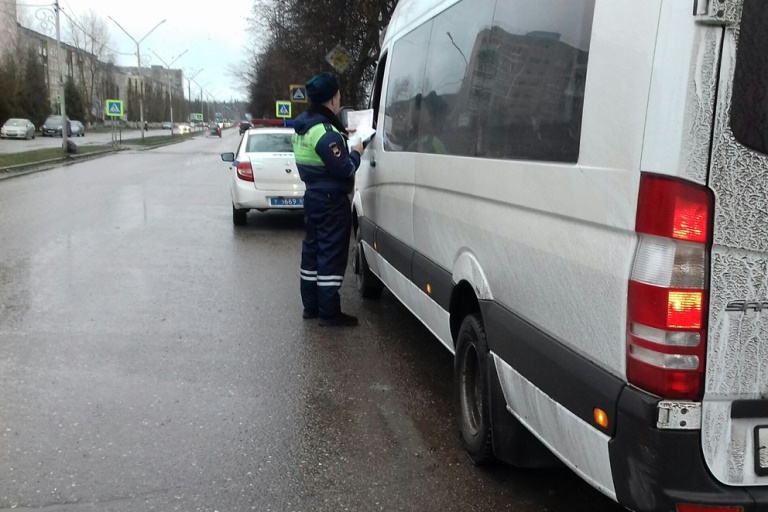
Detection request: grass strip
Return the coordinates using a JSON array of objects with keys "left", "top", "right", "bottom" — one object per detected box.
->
[
  {"left": 0, "top": 145, "right": 114, "bottom": 168},
  {"left": 119, "top": 133, "right": 201, "bottom": 146}
]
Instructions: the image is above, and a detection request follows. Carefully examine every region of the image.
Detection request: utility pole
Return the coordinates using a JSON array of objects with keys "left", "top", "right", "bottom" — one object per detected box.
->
[
  {"left": 149, "top": 48, "right": 188, "bottom": 133},
  {"left": 108, "top": 16, "right": 166, "bottom": 142},
  {"left": 54, "top": 0, "right": 68, "bottom": 153}
]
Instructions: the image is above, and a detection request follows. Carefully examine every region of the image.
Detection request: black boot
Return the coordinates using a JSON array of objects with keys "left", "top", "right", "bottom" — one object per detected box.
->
[{"left": 318, "top": 312, "right": 358, "bottom": 327}]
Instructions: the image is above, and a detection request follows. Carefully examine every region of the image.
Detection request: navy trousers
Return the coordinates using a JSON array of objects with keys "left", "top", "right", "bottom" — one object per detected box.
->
[{"left": 300, "top": 190, "right": 352, "bottom": 320}]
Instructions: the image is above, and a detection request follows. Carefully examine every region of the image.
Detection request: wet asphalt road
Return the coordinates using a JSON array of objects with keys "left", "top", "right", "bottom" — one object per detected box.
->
[{"left": 0, "top": 130, "right": 625, "bottom": 511}]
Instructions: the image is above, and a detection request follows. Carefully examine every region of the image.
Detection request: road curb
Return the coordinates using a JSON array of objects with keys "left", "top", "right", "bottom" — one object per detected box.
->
[
  {"left": 121, "top": 132, "right": 207, "bottom": 151},
  {"left": 0, "top": 148, "right": 123, "bottom": 181}
]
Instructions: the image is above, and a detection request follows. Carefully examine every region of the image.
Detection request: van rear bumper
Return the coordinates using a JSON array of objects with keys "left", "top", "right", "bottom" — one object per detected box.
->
[{"left": 609, "top": 386, "right": 768, "bottom": 511}]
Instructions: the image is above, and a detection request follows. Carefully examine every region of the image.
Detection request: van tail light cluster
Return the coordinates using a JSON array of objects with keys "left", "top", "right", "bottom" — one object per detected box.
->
[
  {"left": 627, "top": 174, "right": 714, "bottom": 400},
  {"left": 236, "top": 161, "right": 254, "bottom": 182},
  {"left": 677, "top": 505, "right": 743, "bottom": 512}
]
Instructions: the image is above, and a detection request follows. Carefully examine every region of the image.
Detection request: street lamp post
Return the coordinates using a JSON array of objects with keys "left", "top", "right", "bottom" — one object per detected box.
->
[
  {"left": 37, "top": 1, "right": 69, "bottom": 153},
  {"left": 148, "top": 48, "right": 188, "bottom": 133},
  {"left": 183, "top": 68, "right": 203, "bottom": 122},
  {"left": 207, "top": 89, "right": 219, "bottom": 124},
  {"left": 192, "top": 79, "right": 212, "bottom": 122},
  {"left": 108, "top": 16, "right": 166, "bottom": 142}
]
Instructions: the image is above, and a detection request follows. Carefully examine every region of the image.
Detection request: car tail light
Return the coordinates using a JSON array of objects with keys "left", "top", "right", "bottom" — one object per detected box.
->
[
  {"left": 236, "top": 162, "right": 254, "bottom": 182},
  {"left": 627, "top": 174, "right": 713, "bottom": 399}
]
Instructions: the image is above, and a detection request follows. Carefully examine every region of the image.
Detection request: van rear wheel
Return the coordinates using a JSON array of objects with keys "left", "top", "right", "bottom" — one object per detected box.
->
[
  {"left": 455, "top": 313, "right": 495, "bottom": 465},
  {"left": 353, "top": 224, "right": 383, "bottom": 299}
]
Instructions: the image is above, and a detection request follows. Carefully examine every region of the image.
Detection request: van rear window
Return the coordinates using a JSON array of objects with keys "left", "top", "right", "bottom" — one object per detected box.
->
[{"left": 731, "top": 0, "right": 768, "bottom": 155}]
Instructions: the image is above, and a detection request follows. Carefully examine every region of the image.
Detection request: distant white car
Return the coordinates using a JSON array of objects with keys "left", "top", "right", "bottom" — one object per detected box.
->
[
  {"left": 220, "top": 127, "right": 304, "bottom": 226},
  {"left": 176, "top": 123, "right": 191, "bottom": 134},
  {"left": 1, "top": 118, "right": 36, "bottom": 139},
  {"left": 161, "top": 121, "right": 172, "bottom": 130}
]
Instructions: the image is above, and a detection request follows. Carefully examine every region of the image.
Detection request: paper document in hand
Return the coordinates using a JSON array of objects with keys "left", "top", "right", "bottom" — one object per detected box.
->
[
  {"left": 349, "top": 126, "right": 376, "bottom": 146},
  {"left": 346, "top": 109, "right": 376, "bottom": 145}
]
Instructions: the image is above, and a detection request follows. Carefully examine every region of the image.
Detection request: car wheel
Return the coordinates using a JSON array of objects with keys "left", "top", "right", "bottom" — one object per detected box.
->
[
  {"left": 455, "top": 313, "right": 495, "bottom": 465},
  {"left": 353, "top": 223, "right": 384, "bottom": 299},
  {"left": 232, "top": 204, "right": 247, "bottom": 226}
]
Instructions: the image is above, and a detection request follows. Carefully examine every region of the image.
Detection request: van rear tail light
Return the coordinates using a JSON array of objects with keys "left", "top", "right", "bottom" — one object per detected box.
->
[
  {"left": 677, "top": 505, "right": 743, "bottom": 512},
  {"left": 627, "top": 174, "right": 713, "bottom": 400},
  {"left": 236, "top": 161, "right": 254, "bottom": 182}
]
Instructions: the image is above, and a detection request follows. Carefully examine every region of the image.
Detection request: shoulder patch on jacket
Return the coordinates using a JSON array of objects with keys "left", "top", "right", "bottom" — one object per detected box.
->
[{"left": 329, "top": 141, "right": 341, "bottom": 157}]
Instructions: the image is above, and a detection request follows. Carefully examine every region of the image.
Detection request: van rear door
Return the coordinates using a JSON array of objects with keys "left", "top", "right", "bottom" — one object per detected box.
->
[{"left": 702, "top": 0, "right": 768, "bottom": 486}]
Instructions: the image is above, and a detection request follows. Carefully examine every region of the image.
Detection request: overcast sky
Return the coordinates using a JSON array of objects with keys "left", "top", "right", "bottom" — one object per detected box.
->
[{"left": 18, "top": 0, "right": 254, "bottom": 101}]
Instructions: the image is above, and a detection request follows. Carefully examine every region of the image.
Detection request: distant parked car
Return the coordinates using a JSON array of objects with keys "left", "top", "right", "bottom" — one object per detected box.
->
[
  {"left": 0, "top": 118, "right": 36, "bottom": 139},
  {"left": 162, "top": 121, "right": 172, "bottom": 130},
  {"left": 71, "top": 120, "right": 86, "bottom": 137},
  {"left": 41, "top": 115, "right": 71, "bottom": 137}
]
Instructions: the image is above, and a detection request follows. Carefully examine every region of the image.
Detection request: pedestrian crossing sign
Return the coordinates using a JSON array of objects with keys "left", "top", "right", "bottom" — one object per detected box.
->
[
  {"left": 106, "top": 99, "right": 124, "bottom": 117},
  {"left": 276, "top": 101, "right": 292, "bottom": 118},
  {"left": 290, "top": 85, "right": 307, "bottom": 103}
]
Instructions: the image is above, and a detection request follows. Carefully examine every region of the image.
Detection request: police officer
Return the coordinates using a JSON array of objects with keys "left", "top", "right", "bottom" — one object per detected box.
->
[{"left": 292, "top": 73, "right": 365, "bottom": 327}]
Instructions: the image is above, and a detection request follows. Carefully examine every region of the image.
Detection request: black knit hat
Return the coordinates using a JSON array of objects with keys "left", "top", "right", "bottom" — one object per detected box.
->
[{"left": 306, "top": 72, "right": 340, "bottom": 104}]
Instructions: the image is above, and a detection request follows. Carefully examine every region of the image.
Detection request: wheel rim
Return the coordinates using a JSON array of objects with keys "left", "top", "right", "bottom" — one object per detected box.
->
[{"left": 460, "top": 342, "right": 482, "bottom": 436}]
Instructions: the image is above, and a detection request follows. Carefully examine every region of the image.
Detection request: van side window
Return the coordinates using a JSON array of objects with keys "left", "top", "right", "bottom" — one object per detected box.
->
[
  {"left": 383, "top": 21, "right": 433, "bottom": 152},
  {"left": 731, "top": 0, "right": 768, "bottom": 156},
  {"left": 419, "top": 0, "right": 497, "bottom": 156},
  {"left": 481, "top": 0, "right": 596, "bottom": 163}
]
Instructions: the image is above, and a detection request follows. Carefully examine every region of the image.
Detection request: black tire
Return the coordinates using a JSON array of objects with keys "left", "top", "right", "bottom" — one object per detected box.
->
[
  {"left": 353, "top": 223, "right": 384, "bottom": 299},
  {"left": 232, "top": 204, "right": 247, "bottom": 226},
  {"left": 455, "top": 313, "right": 495, "bottom": 465}
]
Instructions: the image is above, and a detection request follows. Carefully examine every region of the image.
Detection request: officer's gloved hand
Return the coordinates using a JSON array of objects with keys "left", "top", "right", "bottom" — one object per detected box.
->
[{"left": 352, "top": 140, "right": 365, "bottom": 155}]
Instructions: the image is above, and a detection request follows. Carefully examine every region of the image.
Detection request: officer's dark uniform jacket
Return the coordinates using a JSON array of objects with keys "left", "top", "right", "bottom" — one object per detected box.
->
[
  {"left": 292, "top": 111, "right": 360, "bottom": 194},
  {"left": 292, "top": 108, "right": 361, "bottom": 320}
]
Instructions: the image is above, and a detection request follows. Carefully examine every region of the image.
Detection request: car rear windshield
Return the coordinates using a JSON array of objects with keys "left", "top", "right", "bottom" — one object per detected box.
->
[
  {"left": 246, "top": 134, "right": 293, "bottom": 153},
  {"left": 731, "top": 0, "right": 768, "bottom": 155}
]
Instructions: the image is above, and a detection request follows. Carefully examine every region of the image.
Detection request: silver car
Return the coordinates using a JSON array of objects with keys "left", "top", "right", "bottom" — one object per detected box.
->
[
  {"left": 71, "top": 120, "right": 86, "bottom": 137},
  {"left": 0, "top": 118, "right": 36, "bottom": 140}
]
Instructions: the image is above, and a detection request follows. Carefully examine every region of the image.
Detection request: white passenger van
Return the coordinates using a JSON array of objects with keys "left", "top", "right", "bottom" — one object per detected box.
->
[{"left": 347, "top": 0, "right": 768, "bottom": 510}]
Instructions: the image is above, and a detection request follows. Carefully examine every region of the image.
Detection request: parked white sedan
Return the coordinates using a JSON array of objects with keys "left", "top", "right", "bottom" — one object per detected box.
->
[
  {"left": 1, "top": 118, "right": 36, "bottom": 139},
  {"left": 220, "top": 127, "right": 304, "bottom": 226}
]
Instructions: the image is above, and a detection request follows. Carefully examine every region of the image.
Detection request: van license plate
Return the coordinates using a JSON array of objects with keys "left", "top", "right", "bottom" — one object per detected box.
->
[
  {"left": 270, "top": 197, "right": 303, "bottom": 206},
  {"left": 756, "top": 426, "right": 768, "bottom": 476}
]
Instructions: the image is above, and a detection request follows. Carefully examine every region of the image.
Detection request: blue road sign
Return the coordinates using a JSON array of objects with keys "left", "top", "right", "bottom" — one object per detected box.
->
[
  {"left": 106, "top": 99, "right": 124, "bottom": 117},
  {"left": 290, "top": 85, "right": 307, "bottom": 103},
  {"left": 276, "top": 101, "right": 292, "bottom": 118}
]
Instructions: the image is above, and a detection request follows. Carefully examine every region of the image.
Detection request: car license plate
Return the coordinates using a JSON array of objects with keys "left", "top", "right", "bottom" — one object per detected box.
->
[
  {"left": 270, "top": 197, "right": 303, "bottom": 206},
  {"left": 757, "top": 426, "right": 768, "bottom": 476}
]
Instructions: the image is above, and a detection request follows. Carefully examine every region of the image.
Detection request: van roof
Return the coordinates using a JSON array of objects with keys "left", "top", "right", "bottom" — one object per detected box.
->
[{"left": 383, "top": 0, "right": 459, "bottom": 48}]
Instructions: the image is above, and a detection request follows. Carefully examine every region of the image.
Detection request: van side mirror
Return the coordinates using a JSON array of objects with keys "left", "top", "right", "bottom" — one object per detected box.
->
[{"left": 221, "top": 152, "right": 235, "bottom": 162}]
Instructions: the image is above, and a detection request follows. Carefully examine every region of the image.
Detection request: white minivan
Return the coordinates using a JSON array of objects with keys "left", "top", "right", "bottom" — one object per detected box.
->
[{"left": 349, "top": 0, "right": 768, "bottom": 510}]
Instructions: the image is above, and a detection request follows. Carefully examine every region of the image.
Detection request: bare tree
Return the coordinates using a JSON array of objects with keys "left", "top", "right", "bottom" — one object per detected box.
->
[
  {"left": 246, "top": 0, "right": 397, "bottom": 116},
  {"left": 65, "top": 10, "right": 114, "bottom": 123}
]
